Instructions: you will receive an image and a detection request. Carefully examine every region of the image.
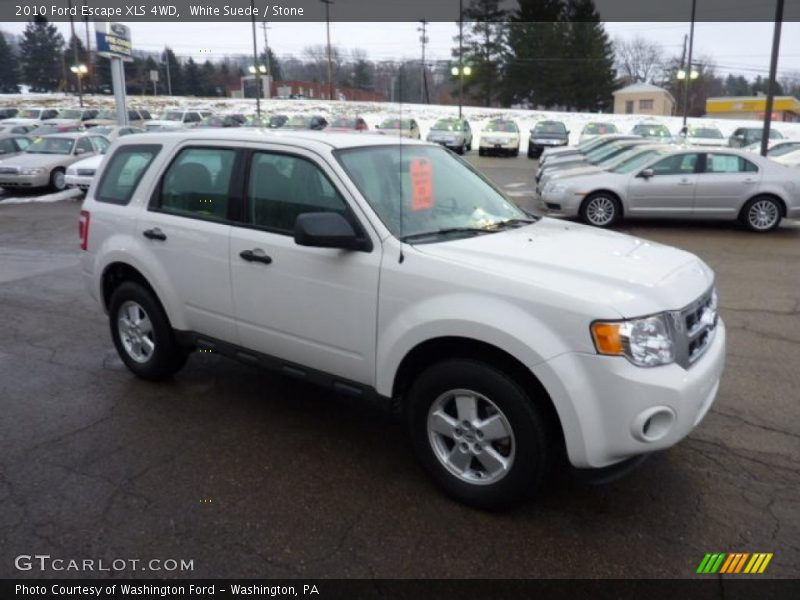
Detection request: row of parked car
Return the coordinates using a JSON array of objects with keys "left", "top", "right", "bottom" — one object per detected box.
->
[{"left": 534, "top": 133, "right": 800, "bottom": 232}]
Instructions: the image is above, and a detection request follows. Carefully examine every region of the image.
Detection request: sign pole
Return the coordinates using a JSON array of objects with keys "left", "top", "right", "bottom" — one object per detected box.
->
[
  {"left": 95, "top": 22, "right": 133, "bottom": 127},
  {"left": 110, "top": 58, "right": 129, "bottom": 126}
]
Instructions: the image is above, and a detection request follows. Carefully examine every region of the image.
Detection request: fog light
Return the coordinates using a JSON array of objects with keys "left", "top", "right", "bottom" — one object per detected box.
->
[{"left": 631, "top": 407, "right": 675, "bottom": 442}]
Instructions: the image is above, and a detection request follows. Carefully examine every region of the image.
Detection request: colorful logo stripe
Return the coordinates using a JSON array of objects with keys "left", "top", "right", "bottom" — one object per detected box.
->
[{"left": 697, "top": 553, "right": 773, "bottom": 574}]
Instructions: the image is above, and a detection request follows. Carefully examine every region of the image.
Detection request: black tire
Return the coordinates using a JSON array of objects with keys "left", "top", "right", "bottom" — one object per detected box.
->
[
  {"left": 407, "top": 359, "right": 553, "bottom": 510},
  {"left": 478, "top": 147, "right": 485, "bottom": 156},
  {"left": 580, "top": 192, "right": 622, "bottom": 228},
  {"left": 511, "top": 148, "right": 519, "bottom": 158},
  {"left": 49, "top": 168, "right": 66, "bottom": 192},
  {"left": 739, "top": 195, "right": 782, "bottom": 232},
  {"left": 457, "top": 143, "right": 465, "bottom": 155},
  {"left": 466, "top": 141, "right": 472, "bottom": 151},
  {"left": 109, "top": 281, "right": 189, "bottom": 381},
  {"left": 527, "top": 147, "right": 535, "bottom": 159}
]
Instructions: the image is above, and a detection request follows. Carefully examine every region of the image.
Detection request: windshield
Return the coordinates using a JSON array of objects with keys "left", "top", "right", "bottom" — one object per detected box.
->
[
  {"left": 336, "top": 145, "right": 528, "bottom": 241},
  {"left": 582, "top": 123, "right": 617, "bottom": 135},
  {"left": 329, "top": 117, "right": 358, "bottom": 128},
  {"left": 769, "top": 142, "right": 800, "bottom": 157},
  {"left": 769, "top": 129, "right": 785, "bottom": 139},
  {"left": 18, "top": 109, "right": 42, "bottom": 119},
  {"left": 586, "top": 142, "right": 636, "bottom": 163},
  {"left": 484, "top": 120, "right": 517, "bottom": 133},
  {"left": 432, "top": 119, "right": 462, "bottom": 131},
  {"left": 92, "top": 126, "right": 112, "bottom": 135},
  {"left": 689, "top": 127, "right": 723, "bottom": 139},
  {"left": 577, "top": 136, "right": 615, "bottom": 151},
  {"left": 26, "top": 137, "right": 75, "bottom": 155},
  {"left": 286, "top": 116, "right": 312, "bottom": 128},
  {"left": 610, "top": 149, "right": 668, "bottom": 174},
  {"left": 534, "top": 122, "right": 566, "bottom": 134},
  {"left": 58, "top": 109, "right": 82, "bottom": 119},
  {"left": 380, "top": 119, "right": 412, "bottom": 130},
  {"left": 633, "top": 124, "right": 671, "bottom": 138},
  {"left": 96, "top": 110, "right": 116, "bottom": 120},
  {"left": 159, "top": 111, "right": 184, "bottom": 121}
]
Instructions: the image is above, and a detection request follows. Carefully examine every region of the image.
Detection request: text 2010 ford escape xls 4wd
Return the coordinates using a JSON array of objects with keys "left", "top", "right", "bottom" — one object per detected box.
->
[{"left": 80, "top": 130, "right": 725, "bottom": 509}]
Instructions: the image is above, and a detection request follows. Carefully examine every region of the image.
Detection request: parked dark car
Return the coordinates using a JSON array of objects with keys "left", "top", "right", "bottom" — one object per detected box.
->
[
  {"left": 197, "top": 115, "right": 242, "bottom": 128},
  {"left": 0, "top": 108, "right": 19, "bottom": 120},
  {"left": 280, "top": 115, "right": 328, "bottom": 130},
  {"left": 0, "top": 133, "right": 32, "bottom": 157},
  {"left": 729, "top": 127, "right": 785, "bottom": 148},
  {"left": 528, "top": 120, "right": 570, "bottom": 159}
]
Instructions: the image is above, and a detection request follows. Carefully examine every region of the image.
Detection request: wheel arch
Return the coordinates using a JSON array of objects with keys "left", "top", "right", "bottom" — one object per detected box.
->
[
  {"left": 580, "top": 189, "right": 625, "bottom": 216},
  {"left": 739, "top": 192, "right": 787, "bottom": 219},
  {"left": 392, "top": 336, "right": 566, "bottom": 455},
  {"left": 101, "top": 262, "right": 173, "bottom": 327}
]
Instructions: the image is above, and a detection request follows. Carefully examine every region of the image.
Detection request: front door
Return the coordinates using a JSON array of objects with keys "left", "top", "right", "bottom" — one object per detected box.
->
[
  {"left": 627, "top": 152, "right": 701, "bottom": 216},
  {"left": 229, "top": 147, "right": 381, "bottom": 385}
]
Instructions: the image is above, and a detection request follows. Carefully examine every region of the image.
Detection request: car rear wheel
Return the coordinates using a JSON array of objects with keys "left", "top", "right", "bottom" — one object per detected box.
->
[
  {"left": 741, "top": 196, "right": 782, "bottom": 232},
  {"left": 109, "top": 281, "right": 189, "bottom": 381},
  {"left": 407, "top": 359, "right": 553, "bottom": 510},
  {"left": 49, "top": 168, "right": 66, "bottom": 192},
  {"left": 580, "top": 192, "right": 621, "bottom": 228}
]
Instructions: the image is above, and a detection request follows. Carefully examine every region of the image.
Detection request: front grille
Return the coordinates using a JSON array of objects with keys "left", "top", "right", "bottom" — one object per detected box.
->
[
  {"left": 0, "top": 167, "right": 19, "bottom": 175},
  {"left": 670, "top": 288, "right": 718, "bottom": 369}
]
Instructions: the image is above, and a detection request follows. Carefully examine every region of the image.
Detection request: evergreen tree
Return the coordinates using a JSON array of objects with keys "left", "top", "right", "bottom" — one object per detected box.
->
[
  {"left": 63, "top": 36, "right": 89, "bottom": 94},
  {"left": 161, "top": 47, "right": 183, "bottom": 95},
  {"left": 0, "top": 32, "right": 20, "bottom": 93},
  {"left": 200, "top": 60, "right": 219, "bottom": 96},
  {"left": 352, "top": 58, "right": 373, "bottom": 91},
  {"left": 503, "top": 0, "right": 566, "bottom": 107},
  {"left": 563, "top": 0, "right": 615, "bottom": 111},
  {"left": 259, "top": 48, "right": 283, "bottom": 81},
  {"left": 184, "top": 58, "right": 201, "bottom": 96},
  {"left": 454, "top": 0, "right": 508, "bottom": 107},
  {"left": 20, "top": 17, "right": 65, "bottom": 92}
]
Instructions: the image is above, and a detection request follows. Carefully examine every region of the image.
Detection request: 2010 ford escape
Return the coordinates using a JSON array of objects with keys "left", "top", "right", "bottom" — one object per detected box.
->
[{"left": 80, "top": 130, "right": 725, "bottom": 509}]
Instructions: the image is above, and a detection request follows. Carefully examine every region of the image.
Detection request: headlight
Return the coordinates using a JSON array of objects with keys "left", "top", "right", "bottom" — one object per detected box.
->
[
  {"left": 544, "top": 183, "right": 568, "bottom": 195},
  {"left": 591, "top": 314, "right": 675, "bottom": 367},
  {"left": 20, "top": 168, "right": 44, "bottom": 175}
]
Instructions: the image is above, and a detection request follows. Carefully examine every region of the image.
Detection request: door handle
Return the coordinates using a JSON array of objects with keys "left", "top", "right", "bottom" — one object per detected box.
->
[
  {"left": 142, "top": 228, "right": 166, "bottom": 241},
  {"left": 678, "top": 179, "right": 694, "bottom": 185},
  {"left": 239, "top": 249, "right": 273, "bottom": 265},
  {"left": 743, "top": 178, "right": 757, "bottom": 184}
]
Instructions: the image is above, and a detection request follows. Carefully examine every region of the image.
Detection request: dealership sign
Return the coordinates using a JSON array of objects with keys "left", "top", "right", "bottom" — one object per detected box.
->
[{"left": 95, "top": 22, "right": 133, "bottom": 61}]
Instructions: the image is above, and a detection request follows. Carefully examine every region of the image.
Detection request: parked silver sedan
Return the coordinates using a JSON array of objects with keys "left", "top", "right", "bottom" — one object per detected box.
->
[{"left": 539, "top": 147, "right": 800, "bottom": 232}]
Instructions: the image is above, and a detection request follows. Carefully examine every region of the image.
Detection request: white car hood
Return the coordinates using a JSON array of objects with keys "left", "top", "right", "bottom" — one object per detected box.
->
[
  {"left": 414, "top": 218, "right": 712, "bottom": 317},
  {"left": 144, "top": 119, "right": 183, "bottom": 128},
  {"left": 686, "top": 137, "right": 726, "bottom": 147},
  {"left": 2, "top": 118, "right": 40, "bottom": 125},
  {"left": 67, "top": 154, "right": 103, "bottom": 173}
]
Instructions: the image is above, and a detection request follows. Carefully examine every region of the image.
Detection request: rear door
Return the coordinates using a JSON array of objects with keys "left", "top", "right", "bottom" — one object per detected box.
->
[
  {"left": 137, "top": 144, "right": 241, "bottom": 343},
  {"left": 626, "top": 152, "right": 701, "bottom": 216},
  {"left": 693, "top": 152, "right": 761, "bottom": 218}
]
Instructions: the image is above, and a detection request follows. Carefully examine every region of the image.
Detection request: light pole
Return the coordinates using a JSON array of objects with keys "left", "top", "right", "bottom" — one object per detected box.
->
[
  {"left": 320, "top": 0, "right": 334, "bottom": 100},
  {"left": 70, "top": 64, "right": 88, "bottom": 107},
  {"left": 250, "top": 0, "right": 262, "bottom": 117},
  {"left": 451, "top": 65, "right": 472, "bottom": 119},
  {"left": 761, "top": 0, "right": 785, "bottom": 157},
  {"left": 681, "top": 0, "right": 697, "bottom": 129},
  {"left": 418, "top": 20, "right": 429, "bottom": 104},
  {"left": 458, "top": 0, "right": 463, "bottom": 118}
]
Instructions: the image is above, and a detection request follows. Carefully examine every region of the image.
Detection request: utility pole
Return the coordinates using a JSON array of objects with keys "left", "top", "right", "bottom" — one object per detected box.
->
[
  {"left": 163, "top": 47, "right": 173, "bottom": 96},
  {"left": 261, "top": 21, "right": 272, "bottom": 77},
  {"left": 761, "top": 0, "right": 785, "bottom": 157},
  {"left": 67, "top": 0, "right": 83, "bottom": 106},
  {"left": 681, "top": 0, "right": 696, "bottom": 129},
  {"left": 320, "top": 0, "right": 334, "bottom": 100},
  {"left": 250, "top": 0, "right": 261, "bottom": 117},
  {"left": 82, "top": 0, "right": 92, "bottom": 93},
  {"left": 418, "top": 20, "right": 429, "bottom": 104},
  {"left": 458, "top": 0, "right": 463, "bottom": 118}
]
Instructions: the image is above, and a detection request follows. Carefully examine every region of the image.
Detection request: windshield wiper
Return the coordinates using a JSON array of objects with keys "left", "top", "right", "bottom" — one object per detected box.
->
[
  {"left": 488, "top": 217, "right": 537, "bottom": 230},
  {"left": 400, "top": 227, "right": 495, "bottom": 242}
]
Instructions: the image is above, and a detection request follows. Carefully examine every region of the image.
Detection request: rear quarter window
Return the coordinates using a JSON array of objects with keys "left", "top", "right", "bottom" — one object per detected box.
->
[{"left": 95, "top": 144, "right": 161, "bottom": 205}]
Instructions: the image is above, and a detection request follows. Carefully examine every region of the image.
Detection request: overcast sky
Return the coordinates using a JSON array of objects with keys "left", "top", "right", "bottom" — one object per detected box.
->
[{"left": 2, "top": 21, "right": 799, "bottom": 80}]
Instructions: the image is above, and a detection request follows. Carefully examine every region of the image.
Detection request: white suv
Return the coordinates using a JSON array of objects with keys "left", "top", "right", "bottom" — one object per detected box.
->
[{"left": 80, "top": 130, "right": 726, "bottom": 508}]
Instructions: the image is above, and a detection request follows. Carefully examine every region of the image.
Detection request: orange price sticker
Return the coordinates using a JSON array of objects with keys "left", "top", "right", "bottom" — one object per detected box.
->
[{"left": 409, "top": 158, "right": 433, "bottom": 211}]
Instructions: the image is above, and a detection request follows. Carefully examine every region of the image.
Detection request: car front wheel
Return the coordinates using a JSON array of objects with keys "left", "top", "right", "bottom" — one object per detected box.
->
[
  {"left": 49, "top": 168, "right": 66, "bottom": 192},
  {"left": 580, "top": 192, "right": 621, "bottom": 227},
  {"left": 407, "top": 359, "right": 553, "bottom": 510}
]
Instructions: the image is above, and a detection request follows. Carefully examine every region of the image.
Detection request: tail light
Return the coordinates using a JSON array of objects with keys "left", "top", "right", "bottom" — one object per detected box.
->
[{"left": 79, "top": 210, "right": 90, "bottom": 250}]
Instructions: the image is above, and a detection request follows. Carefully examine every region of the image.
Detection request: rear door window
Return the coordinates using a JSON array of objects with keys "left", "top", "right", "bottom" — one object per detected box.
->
[
  {"left": 705, "top": 153, "right": 758, "bottom": 173},
  {"left": 95, "top": 145, "right": 161, "bottom": 205},
  {"left": 158, "top": 147, "right": 236, "bottom": 220}
]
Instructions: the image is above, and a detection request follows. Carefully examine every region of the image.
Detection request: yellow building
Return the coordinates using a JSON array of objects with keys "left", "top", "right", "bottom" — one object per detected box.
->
[
  {"left": 706, "top": 96, "right": 800, "bottom": 122},
  {"left": 613, "top": 83, "right": 676, "bottom": 116}
]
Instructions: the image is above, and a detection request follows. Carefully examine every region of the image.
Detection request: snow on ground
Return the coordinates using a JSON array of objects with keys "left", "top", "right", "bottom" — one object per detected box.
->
[
  {"left": 2, "top": 92, "right": 800, "bottom": 205},
  {"left": 0, "top": 188, "right": 82, "bottom": 205}
]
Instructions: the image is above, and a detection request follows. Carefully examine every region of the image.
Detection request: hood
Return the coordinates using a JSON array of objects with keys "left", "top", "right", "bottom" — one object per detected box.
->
[
  {"left": 46, "top": 118, "right": 81, "bottom": 125},
  {"left": 686, "top": 137, "right": 726, "bottom": 147},
  {"left": 2, "top": 118, "right": 40, "bottom": 125},
  {"left": 67, "top": 154, "right": 103, "bottom": 172},
  {"left": 144, "top": 119, "right": 183, "bottom": 128},
  {"left": 546, "top": 164, "right": 604, "bottom": 182},
  {"left": 85, "top": 119, "right": 116, "bottom": 127},
  {"left": 1, "top": 153, "right": 74, "bottom": 169},
  {"left": 414, "top": 218, "right": 712, "bottom": 317},
  {"left": 531, "top": 132, "right": 568, "bottom": 141}
]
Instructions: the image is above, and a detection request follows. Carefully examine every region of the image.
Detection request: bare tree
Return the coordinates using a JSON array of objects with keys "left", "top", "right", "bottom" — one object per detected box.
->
[{"left": 614, "top": 36, "right": 664, "bottom": 84}]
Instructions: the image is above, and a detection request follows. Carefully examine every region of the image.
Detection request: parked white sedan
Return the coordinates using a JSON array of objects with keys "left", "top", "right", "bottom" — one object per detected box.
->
[
  {"left": 540, "top": 148, "right": 800, "bottom": 231},
  {"left": 65, "top": 153, "right": 104, "bottom": 191}
]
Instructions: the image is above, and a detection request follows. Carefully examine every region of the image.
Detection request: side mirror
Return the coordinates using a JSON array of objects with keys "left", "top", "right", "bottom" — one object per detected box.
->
[
  {"left": 638, "top": 168, "right": 654, "bottom": 179},
  {"left": 294, "top": 212, "right": 369, "bottom": 251}
]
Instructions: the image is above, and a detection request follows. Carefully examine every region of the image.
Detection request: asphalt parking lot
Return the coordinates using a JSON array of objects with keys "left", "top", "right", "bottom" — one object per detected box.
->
[{"left": 0, "top": 155, "right": 798, "bottom": 579}]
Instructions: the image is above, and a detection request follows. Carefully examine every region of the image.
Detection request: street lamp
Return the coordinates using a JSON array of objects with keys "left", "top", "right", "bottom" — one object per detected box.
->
[
  {"left": 451, "top": 65, "right": 472, "bottom": 118},
  {"left": 249, "top": 65, "right": 267, "bottom": 74},
  {"left": 70, "top": 64, "right": 88, "bottom": 107},
  {"left": 676, "top": 68, "right": 699, "bottom": 80}
]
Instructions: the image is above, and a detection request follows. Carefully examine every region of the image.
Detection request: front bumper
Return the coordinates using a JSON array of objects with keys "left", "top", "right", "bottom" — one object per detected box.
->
[
  {"left": 0, "top": 172, "right": 50, "bottom": 188},
  {"left": 538, "top": 189, "right": 583, "bottom": 216},
  {"left": 532, "top": 320, "right": 726, "bottom": 469},
  {"left": 65, "top": 173, "right": 92, "bottom": 190}
]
